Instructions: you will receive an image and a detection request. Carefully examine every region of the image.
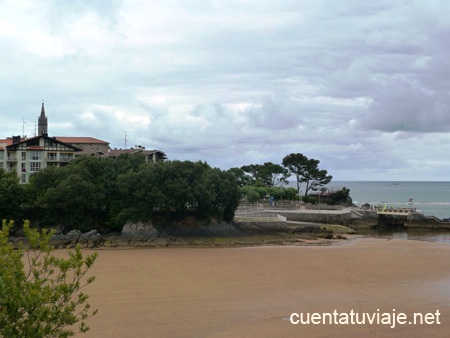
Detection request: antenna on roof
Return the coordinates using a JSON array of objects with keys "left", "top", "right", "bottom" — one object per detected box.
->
[
  {"left": 124, "top": 131, "right": 128, "bottom": 149},
  {"left": 22, "top": 118, "right": 26, "bottom": 138}
]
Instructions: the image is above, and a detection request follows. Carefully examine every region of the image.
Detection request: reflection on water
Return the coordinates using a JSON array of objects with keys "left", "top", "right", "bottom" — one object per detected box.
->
[{"left": 359, "top": 229, "right": 450, "bottom": 244}]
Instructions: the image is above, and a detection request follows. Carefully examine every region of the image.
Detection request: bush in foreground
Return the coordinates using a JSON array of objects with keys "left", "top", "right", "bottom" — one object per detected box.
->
[{"left": 0, "top": 220, "right": 98, "bottom": 337}]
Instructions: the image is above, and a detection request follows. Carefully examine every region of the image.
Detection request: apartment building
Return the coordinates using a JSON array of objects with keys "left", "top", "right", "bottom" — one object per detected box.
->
[
  {"left": 0, "top": 102, "right": 167, "bottom": 183},
  {"left": 0, "top": 134, "right": 82, "bottom": 183}
]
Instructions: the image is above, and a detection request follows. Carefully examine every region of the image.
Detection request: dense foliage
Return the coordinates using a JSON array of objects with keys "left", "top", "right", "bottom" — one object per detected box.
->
[
  {"left": 282, "top": 153, "right": 332, "bottom": 196},
  {"left": 0, "top": 151, "right": 339, "bottom": 229},
  {"left": 0, "top": 170, "right": 24, "bottom": 221},
  {"left": 230, "top": 152, "right": 337, "bottom": 204},
  {"left": 116, "top": 160, "right": 241, "bottom": 224},
  {"left": 240, "top": 162, "right": 289, "bottom": 187},
  {"left": 327, "top": 187, "right": 352, "bottom": 206},
  {"left": 240, "top": 186, "right": 299, "bottom": 202},
  {"left": 0, "top": 220, "right": 97, "bottom": 337},
  {"left": 0, "top": 156, "right": 241, "bottom": 231}
]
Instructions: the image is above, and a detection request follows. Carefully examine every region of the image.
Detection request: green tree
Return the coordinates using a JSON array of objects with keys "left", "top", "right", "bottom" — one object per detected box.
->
[
  {"left": 67, "top": 156, "right": 119, "bottom": 229},
  {"left": 38, "top": 174, "right": 105, "bottom": 231},
  {"left": 0, "top": 220, "right": 97, "bottom": 337},
  {"left": 240, "top": 164, "right": 262, "bottom": 184},
  {"left": 117, "top": 160, "right": 241, "bottom": 223},
  {"left": 282, "top": 153, "right": 332, "bottom": 196},
  {"left": 267, "top": 186, "right": 298, "bottom": 201},
  {"left": 241, "top": 162, "right": 288, "bottom": 187},
  {"left": 246, "top": 190, "right": 261, "bottom": 203},
  {"left": 227, "top": 167, "right": 253, "bottom": 186},
  {"left": 0, "top": 170, "right": 24, "bottom": 222},
  {"left": 328, "top": 187, "right": 352, "bottom": 206},
  {"left": 259, "top": 162, "right": 289, "bottom": 186},
  {"left": 241, "top": 186, "right": 299, "bottom": 202},
  {"left": 115, "top": 153, "right": 147, "bottom": 174},
  {"left": 201, "top": 168, "right": 241, "bottom": 221},
  {"left": 27, "top": 156, "right": 123, "bottom": 231}
]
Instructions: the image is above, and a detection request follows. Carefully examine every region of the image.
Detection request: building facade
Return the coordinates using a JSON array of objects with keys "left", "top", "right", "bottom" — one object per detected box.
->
[
  {"left": 55, "top": 137, "right": 110, "bottom": 153},
  {"left": 0, "top": 135, "right": 82, "bottom": 183},
  {"left": 0, "top": 103, "right": 167, "bottom": 183}
]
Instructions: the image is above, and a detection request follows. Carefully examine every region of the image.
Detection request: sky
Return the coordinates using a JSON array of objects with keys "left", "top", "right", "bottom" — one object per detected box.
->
[{"left": 1, "top": 0, "right": 450, "bottom": 181}]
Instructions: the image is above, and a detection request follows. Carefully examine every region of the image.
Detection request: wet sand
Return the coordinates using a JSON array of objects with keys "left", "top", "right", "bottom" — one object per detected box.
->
[{"left": 82, "top": 239, "right": 450, "bottom": 337}]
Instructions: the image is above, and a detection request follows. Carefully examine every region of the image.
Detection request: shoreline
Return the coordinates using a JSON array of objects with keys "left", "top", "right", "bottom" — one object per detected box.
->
[{"left": 12, "top": 225, "right": 450, "bottom": 250}]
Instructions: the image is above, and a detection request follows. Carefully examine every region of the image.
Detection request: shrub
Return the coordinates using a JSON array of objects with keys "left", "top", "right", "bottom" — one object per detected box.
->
[
  {"left": 246, "top": 190, "right": 261, "bottom": 203},
  {"left": 0, "top": 220, "right": 98, "bottom": 337}
]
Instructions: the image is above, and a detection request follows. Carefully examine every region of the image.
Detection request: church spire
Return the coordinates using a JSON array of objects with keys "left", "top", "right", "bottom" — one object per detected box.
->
[{"left": 38, "top": 100, "right": 48, "bottom": 136}]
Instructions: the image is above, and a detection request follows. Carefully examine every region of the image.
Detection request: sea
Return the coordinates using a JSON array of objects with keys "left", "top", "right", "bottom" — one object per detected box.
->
[
  {"left": 326, "top": 181, "right": 450, "bottom": 220},
  {"left": 286, "top": 181, "right": 450, "bottom": 244},
  {"left": 327, "top": 181, "right": 450, "bottom": 244}
]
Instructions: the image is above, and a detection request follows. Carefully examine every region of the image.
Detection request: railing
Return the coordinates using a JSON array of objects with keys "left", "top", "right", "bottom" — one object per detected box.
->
[
  {"left": 59, "top": 157, "right": 73, "bottom": 162},
  {"left": 235, "top": 206, "right": 285, "bottom": 223},
  {"left": 426, "top": 215, "right": 446, "bottom": 223},
  {"left": 374, "top": 206, "right": 417, "bottom": 215},
  {"left": 350, "top": 207, "right": 364, "bottom": 217}
]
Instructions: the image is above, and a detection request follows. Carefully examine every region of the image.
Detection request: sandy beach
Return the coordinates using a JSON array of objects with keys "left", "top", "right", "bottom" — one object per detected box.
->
[{"left": 81, "top": 238, "right": 450, "bottom": 337}]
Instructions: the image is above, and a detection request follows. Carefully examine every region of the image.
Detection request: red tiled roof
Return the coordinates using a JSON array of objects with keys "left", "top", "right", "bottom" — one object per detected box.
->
[
  {"left": 55, "top": 137, "right": 109, "bottom": 144},
  {"left": 0, "top": 139, "right": 13, "bottom": 146},
  {"left": 107, "top": 149, "right": 166, "bottom": 156},
  {"left": 74, "top": 150, "right": 107, "bottom": 156}
]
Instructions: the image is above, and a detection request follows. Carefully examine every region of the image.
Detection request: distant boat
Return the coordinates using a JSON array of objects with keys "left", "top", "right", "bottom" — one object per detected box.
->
[{"left": 392, "top": 182, "right": 400, "bottom": 185}]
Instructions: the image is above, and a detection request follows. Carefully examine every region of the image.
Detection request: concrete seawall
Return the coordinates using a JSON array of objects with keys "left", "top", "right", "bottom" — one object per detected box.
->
[
  {"left": 266, "top": 208, "right": 450, "bottom": 229},
  {"left": 272, "top": 209, "right": 352, "bottom": 225},
  {"left": 236, "top": 205, "right": 450, "bottom": 230}
]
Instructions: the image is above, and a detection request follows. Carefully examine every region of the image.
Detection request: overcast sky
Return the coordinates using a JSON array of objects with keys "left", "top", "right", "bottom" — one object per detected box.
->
[{"left": 2, "top": 0, "right": 450, "bottom": 181}]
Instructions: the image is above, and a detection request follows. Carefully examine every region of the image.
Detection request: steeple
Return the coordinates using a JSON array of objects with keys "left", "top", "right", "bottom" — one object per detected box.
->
[{"left": 38, "top": 100, "right": 48, "bottom": 136}]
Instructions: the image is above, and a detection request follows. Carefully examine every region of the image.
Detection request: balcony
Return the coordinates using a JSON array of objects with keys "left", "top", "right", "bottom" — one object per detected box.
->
[{"left": 59, "top": 157, "right": 73, "bottom": 162}]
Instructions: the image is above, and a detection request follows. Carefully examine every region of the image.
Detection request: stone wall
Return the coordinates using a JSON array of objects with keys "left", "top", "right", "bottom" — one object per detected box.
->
[
  {"left": 277, "top": 211, "right": 352, "bottom": 225},
  {"left": 406, "top": 216, "right": 450, "bottom": 229}
]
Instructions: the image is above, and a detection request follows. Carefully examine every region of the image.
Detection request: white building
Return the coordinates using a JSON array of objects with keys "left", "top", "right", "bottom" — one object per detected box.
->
[
  {"left": 0, "top": 102, "right": 167, "bottom": 183},
  {"left": 0, "top": 134, "right": 81, "bottom": 183}
]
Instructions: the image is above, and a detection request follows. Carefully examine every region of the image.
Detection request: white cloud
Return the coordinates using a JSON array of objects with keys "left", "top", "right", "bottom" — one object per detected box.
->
[{"left": 2, "top": 1, "right": 450, "bottom": 180}]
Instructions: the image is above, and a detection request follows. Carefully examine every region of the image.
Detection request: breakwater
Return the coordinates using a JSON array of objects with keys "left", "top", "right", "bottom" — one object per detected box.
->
[{"left": 240, "top": 204, "right": 450, "bottom": 230}]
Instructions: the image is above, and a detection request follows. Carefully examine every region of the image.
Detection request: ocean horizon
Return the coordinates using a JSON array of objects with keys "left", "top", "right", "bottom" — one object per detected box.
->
[
  {"left": 286, "top": 180, "right": 450, "bottom": 220},
  {"left": 329, "top": 181, "right": 450, "bottom": 219}
]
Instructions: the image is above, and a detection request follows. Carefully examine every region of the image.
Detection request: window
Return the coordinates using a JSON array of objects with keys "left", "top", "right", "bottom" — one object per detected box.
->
[
  {"left": 21, "top": 174, "right": 27, "bottom": 183},
  {"left": 30, "top": 151, "right": 41, "bottom": 160},
  {"left": 60, "top": 153, "right": 73, "bottom": 162},
  {"left": 47, "top": 152, "right": 57, "bottom": 161},
  {"left": 44, "top": 139, "right": 59, "bottom": 149},
  {"left": 21, "top": 163, "right": 26, "bottom": 172},
  {"left": 30, "top": 162, "right": 41, "bottom": 172},
  {"left": 7, "top": 152, "right": 16, "bottom": 161},
  {"left": 22, "top": 152, "right": 27, "bottom": 160}
]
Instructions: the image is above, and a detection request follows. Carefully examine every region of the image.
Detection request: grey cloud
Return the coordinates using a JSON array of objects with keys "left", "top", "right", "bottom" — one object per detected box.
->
[
  {"left": 4, "top": 1, "right": 450, "bottom": 180},
  {"left": 362, "top": 79, "right": 450, "bottom": 133},
  {"left": 245, "top": 95, "right": 303, "bottom": 131}
]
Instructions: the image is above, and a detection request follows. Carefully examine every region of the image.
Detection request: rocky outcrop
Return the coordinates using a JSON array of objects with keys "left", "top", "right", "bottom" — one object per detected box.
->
[
  {"left": 119, "top": 222, "right": 161, "bottom": 246},
  {"left": 121, "top": 222, "right": 160, "bottom": 238},
  {"left": 159, "top": 220, "right": 240, "bottom": 236},
  {"left": 50, "top": 229, "right": 102, "bottom": 248}
]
